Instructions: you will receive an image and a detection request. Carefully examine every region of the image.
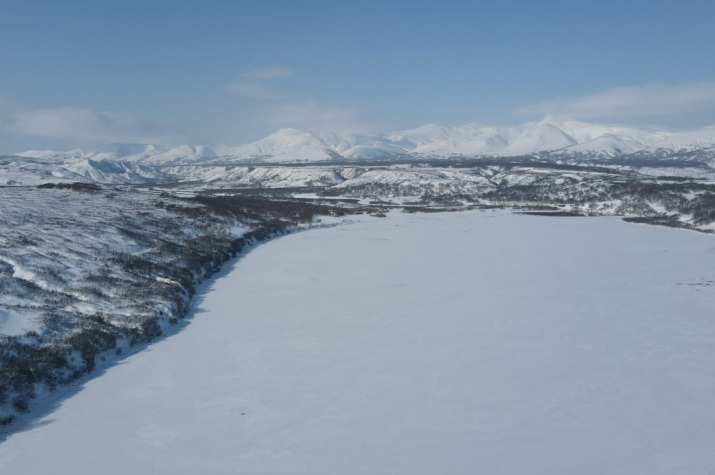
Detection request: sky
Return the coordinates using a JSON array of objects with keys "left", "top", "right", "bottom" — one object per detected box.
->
[{"left": 1, "top": 0, "right": 715, "bottom": 152}]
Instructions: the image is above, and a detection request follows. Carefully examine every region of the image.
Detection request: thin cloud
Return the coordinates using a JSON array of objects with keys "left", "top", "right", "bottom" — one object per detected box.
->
[
  {"left": 225, "top": 83, "right": 282, "bottom": 99},
  {"left": 0, "top": 97, "right": 19, "bottom": 127},
  {"left": 8, "top": 107, "right": 182, "bottom": 144},
  {"left": 242, "top": 67, "right": 293, "bottom": 79},
  {"left": 515, "top": 82, "right": 715, "bottom": 119},
  {"left": 226, "top": 66, "right": 293, "bottom": 99},
  {"left": 262, "top": 100, "right": 368, "bottom": 133},
  {"left": 225, "top": 67, "right": 371, "bottom": 133}
]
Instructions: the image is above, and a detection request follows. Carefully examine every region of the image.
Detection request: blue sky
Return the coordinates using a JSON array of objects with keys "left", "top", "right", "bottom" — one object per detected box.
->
[{"left": 2, "top": 0, "right": 715, "bottom": 151}]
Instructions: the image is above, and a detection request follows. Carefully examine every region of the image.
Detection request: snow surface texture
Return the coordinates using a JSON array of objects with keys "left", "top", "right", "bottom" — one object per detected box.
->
[
  {"left": 11, "top": 117, "right": 715, "bottom": 164},
  {"left": 2, "top": 211, "right": 715, "bottom": 474}
]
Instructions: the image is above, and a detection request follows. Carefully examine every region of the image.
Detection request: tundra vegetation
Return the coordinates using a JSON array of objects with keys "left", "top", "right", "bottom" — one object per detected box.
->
[{"left": 0, "top": 186, "right": 356, "bottom": 425}]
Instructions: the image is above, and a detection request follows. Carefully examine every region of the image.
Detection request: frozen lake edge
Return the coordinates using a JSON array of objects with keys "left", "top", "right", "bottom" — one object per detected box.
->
[{"left": 2, "top": 210, "right": 715, "bottom": 474}]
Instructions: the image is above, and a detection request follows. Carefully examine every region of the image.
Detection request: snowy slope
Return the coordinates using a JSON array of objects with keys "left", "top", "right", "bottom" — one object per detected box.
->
[
  {"left": 63, "top": 159, "right": 170, "bottom": 183},
  {"left": 10, "top": 118, "right": 715, "bottom": 169},
  {"left": 565, "top": 134, "right": 648, "bottom": 155},
  {"left": 391, "top": 123, "right": 516, "bottom": 156},
  {"left": 332, "top": 168, "right": 494, "bottom": 196},
  {"left": 649, "top": 125, "right": 715, "bottom": 152},
  {"left": 233, "top": 167, "right": 345, "bottom": 188},
  {"left": 0, "top": 155, "right": 169, "bottom": 185},
  {"left": 500, "top": 120, "right": 577, "bottom": 155},
  {"left": 0, "top": 156, "right": 88, "bottom": 186},
  {"left": 16, "top": 144, "right": 219, "bottom": 167},
  {"left": 218, "top": 128, "right": 340, "bottom": 162}
]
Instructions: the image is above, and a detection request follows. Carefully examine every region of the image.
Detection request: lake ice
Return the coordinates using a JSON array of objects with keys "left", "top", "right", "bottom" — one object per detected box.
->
[{"left": 2, "top": 210, "right": 715, "bottom": 474}]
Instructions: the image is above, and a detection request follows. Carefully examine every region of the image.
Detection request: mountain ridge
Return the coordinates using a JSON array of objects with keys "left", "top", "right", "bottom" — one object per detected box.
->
[{"left": 11, "top": 117, "right": 715, "bottom": 166}]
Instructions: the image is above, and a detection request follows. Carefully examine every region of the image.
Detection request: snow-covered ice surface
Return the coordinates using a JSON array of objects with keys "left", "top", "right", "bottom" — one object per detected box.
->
[{"left": 2, "top": 211, "right": 715, "bottom": 474}]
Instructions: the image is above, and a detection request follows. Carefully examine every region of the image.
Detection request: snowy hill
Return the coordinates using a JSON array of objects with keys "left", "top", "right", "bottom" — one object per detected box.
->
[
  {"left": 648, "top": 125, "right": 715, "bottom": 152},
  {"left": 218, "top": 128, "right": 412, "bottom": 162},
  {"left": 9, "top": 118, "right": 715, "bottom": 172},
  {"left": 0, "top": 155, "right": 169, "bottom": 185},
  {"left": 16, "top": 144, "right": 219, "bottom": 167},
  {"left": 218, "top": 128, "right": 342, "bottom": 162}
]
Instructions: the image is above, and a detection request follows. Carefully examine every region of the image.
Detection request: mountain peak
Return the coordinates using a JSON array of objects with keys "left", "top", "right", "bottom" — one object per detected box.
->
[
  {"left": 13, "top": 118, "right": 715, "bottom": 164},
  {"left": 535, "top": 115, "right": 581, "bottom": 127},
  {"left": 272, "top": 127, "right": 312, "bottom": 136}
]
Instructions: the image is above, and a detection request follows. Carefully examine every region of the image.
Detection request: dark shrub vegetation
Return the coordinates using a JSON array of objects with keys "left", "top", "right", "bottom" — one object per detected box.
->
[{"left": 36, "top": 182, "right": 102, "bottom": 192}]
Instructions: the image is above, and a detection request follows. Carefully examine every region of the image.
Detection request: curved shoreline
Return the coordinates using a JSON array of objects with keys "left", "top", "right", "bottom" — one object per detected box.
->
[
  {"left": 1, "top": 207, "right": 712, "bottom": 438},
  {"left": 2, "top": 210, "right": 715, "bottom": 473},
  {"left": 0, "top": 222, "right": 297, "bottom": 440}
]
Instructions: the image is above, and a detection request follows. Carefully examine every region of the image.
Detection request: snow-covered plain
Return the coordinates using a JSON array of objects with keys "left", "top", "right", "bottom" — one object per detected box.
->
[{"left": 2, "top": 211, "right": 715, "bottom": 474}]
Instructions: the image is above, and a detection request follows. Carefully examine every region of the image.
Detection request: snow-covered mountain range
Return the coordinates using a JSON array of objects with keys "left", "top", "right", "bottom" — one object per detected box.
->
[{"left": 12, "top": 117, "right": 715, "bottom": 166}]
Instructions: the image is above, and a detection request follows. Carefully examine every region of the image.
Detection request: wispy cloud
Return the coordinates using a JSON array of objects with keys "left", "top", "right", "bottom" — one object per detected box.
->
[
  {"left": 262, "top": 100, "right": 367, "bottom": 133},
  {"left": 225, "top": 83, "right": 282, "bottom": 100},
  {"left": 515, "top": 82, "right": 715, "bottom": 119},
  {"left": 0, "top": 97, "right": 20, "bottom": 127},
  {"left": 8, "top": 107, "right": 182, "bottom": 144},
  {"left": 242, "top": 67, "right": 294, "bottom": 80},
  {"left": 225, "top": 66, "right": 294, "bottom": 99},
  {"left": 225, "top": 67, "right": 370, "bottom": 133}
]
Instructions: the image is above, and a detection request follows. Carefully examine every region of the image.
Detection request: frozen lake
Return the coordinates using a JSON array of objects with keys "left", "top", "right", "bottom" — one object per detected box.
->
[{"left": 2, "top": 210, "right": 715, "bottom": 474}]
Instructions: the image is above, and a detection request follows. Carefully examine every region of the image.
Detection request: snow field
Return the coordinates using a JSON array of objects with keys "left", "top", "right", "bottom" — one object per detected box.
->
[{"left": 2, "top": 211, "right": 715, "bottom": 474}]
